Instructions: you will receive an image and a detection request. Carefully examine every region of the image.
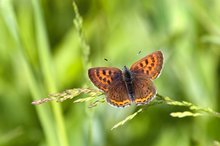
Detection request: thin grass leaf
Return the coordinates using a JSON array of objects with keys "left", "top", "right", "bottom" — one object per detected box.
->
[{"left": 111, "top": 108, "right": 143, "bottom": 130}]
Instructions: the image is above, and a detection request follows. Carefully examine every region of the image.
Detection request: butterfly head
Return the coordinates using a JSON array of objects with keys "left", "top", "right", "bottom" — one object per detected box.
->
[
  {"left": 123, "top": 66, "right": 132, "bottom": 81},
  {"left": 123, "top": 66, "right": 129, "bottom": 71},
  {"left": 123, "top": 66, "right": 130, "bottom": 74}
]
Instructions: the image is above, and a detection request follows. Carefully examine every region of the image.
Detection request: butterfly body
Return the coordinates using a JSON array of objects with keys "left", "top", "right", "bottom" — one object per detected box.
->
[
  {"left": 88, "top": 51, "right": 163, "bottom": 108},
  {"left": 123, "top": 66, "right": 135, "bottom": 101}
]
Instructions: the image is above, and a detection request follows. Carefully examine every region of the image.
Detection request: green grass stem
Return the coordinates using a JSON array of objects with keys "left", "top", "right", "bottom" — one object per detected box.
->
[
  {"left": 31, "top": 0, "right": 69, "bottom": 146},
  {"left": 1, "top": 1, "right": 59, "bottom": 146}
]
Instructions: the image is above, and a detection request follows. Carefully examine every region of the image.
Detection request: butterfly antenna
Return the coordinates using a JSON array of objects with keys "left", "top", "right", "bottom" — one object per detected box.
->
[
  {"left": 104, "top": 58, "right": 113, "bottom": 66},
  {"left": 137, "top": 50, "right": 142, "bottom": 55}
]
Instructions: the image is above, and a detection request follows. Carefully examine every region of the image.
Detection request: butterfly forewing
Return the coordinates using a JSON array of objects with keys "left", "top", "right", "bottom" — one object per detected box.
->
[
  {"left": 132, "top": 74, "right": 156, "bottom": 105},
  {"left": 130, "top": 51, "right": 163, "bottom": 80},
  {"left": 88, "top": 67, "right": 122, "bottom": 92},
  {"left": 106, "top": 78, "right": 131, "bottom": 107}
]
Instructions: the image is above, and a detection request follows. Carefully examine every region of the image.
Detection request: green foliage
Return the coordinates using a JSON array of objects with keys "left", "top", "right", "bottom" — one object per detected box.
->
[{"left": 0, "top": 0, "right": 220, "bottom": 146}]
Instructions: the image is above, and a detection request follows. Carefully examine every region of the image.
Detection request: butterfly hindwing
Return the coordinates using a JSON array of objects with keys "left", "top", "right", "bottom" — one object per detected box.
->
[
  {"left": 88, "top": 67, "right": 122, "bottom": 92},
  {"left": 106, "top": 78, "right": 131, "bottom": 107},
  {"left": 132, "top": 73, "right": 156, "bottom": 105},
  {"left": 130, "top": 51, "right": 163, "bottom": 80}
]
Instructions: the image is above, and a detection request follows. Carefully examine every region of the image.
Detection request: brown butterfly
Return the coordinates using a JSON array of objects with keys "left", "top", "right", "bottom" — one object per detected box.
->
[{"left": 88, "top": 51, "right": 163, "bottom": 107}]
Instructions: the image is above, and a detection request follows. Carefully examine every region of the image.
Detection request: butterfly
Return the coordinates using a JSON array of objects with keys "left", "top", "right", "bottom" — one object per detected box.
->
[{"left": 88, "top": 51, "right": 163, "bottom": 108}]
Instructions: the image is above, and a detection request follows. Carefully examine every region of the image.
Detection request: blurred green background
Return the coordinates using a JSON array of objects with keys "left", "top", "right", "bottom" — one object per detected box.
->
[{"left": 0, "top": 0, "right": 219, "bottom": 146}]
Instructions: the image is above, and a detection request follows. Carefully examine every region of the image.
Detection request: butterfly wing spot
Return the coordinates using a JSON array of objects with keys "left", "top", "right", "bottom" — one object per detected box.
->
[
  {"left": 145, "top": 59, "right": 148, "bottom": 64},
  {"left": 98, "top": 76, "right": 102, "bottom": 80},
  {"left": 102, "top": 70, "right": 106, "bottom": 75},
  {"left": 140, "top": 63, "right": 144, "bottom": 67},
  {"left": 151, "top": 56, "right": 155, "bottom": 62},
  {"left": 146, "top": 70, "right": 149, "bottom": 74},
  {"left": 109, "top": 70, "right": 112, "bottom": 75}
]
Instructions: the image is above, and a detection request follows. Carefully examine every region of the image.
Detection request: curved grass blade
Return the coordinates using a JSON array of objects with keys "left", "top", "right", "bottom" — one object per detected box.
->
[{"left": 111, "top": 108, "right": 143, "bottom": 130}]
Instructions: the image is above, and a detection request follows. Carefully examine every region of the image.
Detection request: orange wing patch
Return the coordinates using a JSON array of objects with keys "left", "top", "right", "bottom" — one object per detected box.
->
[
  {"left": 130, "top": 51, "right": 163, "bottom": 80},
  {"left": 107, "top": 98, "right": 131, "bottom": 107},
  {"left": 134, "top": 92, "right": 153, "bottom": 104}
]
